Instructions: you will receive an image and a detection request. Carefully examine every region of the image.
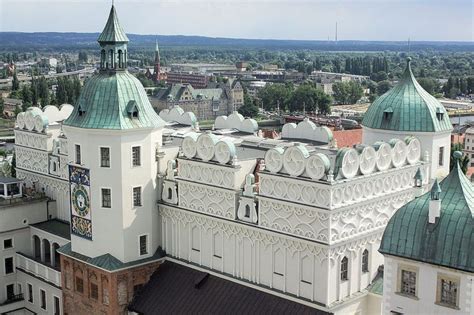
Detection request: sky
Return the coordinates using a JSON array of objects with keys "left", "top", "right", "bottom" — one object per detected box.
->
[{"left": 0, "top": 0, "right": 473, "bottom": 41}]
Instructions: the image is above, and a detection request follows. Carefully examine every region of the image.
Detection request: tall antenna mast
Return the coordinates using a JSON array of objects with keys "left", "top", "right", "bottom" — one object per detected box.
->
[{"left": 335, "top": 22, "right": 338, "bottom": 42}]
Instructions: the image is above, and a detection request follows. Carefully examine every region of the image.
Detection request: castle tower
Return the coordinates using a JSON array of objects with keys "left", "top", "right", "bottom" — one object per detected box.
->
[
  {"left": 153, "top": 40, "right": 161, "bottom": 82},
  {"left": 362, "top": 58, "right": 453, "bottom": 178},
  {"left": 58, "top": 5, "right": 165, "bottom": 314}
]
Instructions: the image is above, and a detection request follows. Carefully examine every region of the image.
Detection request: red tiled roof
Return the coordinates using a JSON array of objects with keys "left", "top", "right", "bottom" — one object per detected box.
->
[{"left": 332, "top": 129, "right": 363, "bottom": 148}]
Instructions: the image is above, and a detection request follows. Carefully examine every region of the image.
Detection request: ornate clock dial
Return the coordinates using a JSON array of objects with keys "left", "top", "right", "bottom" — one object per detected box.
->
[{"left": 72, "top": 184, "right": 90, "bottom": 217}]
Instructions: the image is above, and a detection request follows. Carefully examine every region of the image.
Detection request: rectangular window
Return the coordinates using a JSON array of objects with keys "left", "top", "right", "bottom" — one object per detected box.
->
[
  {"left": 75, "top": 144, "right": 81, "bottom": 164},
  {"left": 438, "top": 147, "right": 444, "bottom": 166},
  {"left": 438, "top": 275, "right": 459, "bottom": 307},
  {"left": 40, "top": 289, "right": 46, "bottom": 310},
  {"left": 6, "top": 284, "right": 14, "bottom": 300},
  {"left": 132, "top": 146, "right": 141, "bottom": 166},
  {"left": 4, "top": 257, "right": 13, "bottom": 274},
  {"left": 75, "top": 277, "right": 83, "bottom": 293},
  {"left": 3, "top": 238, "right": 13, "bottom": 249},
  {"left": 133, "top": 187, "right": 142, "bottom": 207},
  {"left": 139, "top": 235, "right": 148, "bottom": 256},
  {"left": 100, "top": 147, "right": 110, "bottom": 167},
  {"left": 400, "top": 270, "right": 417, "bottom": 296},
  {"left": 101, "top": 188, "right": 111, "bottom": 208},
  {"left": 90, "top": 283, "right": 99, "bottom": 300},
  {"left": 54, "top": 296, "right": 60, "bottom": 315},
  {"left": 27, "top": 283, "right": 33, "bottom": 303}
]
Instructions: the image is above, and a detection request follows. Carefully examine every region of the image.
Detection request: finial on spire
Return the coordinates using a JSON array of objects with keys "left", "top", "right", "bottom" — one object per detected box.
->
[{"left": 406, "top": 56, "right": 412, "bottom": 63}]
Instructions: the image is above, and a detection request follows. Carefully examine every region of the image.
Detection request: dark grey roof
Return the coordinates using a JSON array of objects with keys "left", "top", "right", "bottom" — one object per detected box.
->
[
  {"left": 0, "top": 177, "right": 22, "bottom": 184},
  {"left": 31, "top": 219, "right": 70, "bottom": 240},
  {"left": 128, "top": 261, "right": 331, "bottom": 315}
]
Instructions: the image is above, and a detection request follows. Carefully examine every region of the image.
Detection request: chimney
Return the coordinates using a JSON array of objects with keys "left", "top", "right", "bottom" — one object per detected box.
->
[{"left": 428, "top": 179, "right": 441, "bottom": 224}]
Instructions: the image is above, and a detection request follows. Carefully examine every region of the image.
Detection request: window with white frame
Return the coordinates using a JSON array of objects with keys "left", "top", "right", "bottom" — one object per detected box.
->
[
  {"left": 27, "top": 283, "right": 33, "bottom": 303},
  {"left": 4, "top": 257, "right": 13, "bottom": 274},
  {"left": 75, "top": 144, "right": 81, "bottom": 164},
  {"left": 139, "top": 235, "right": 148, "bottom": 256},
  {"left": 133, "top": 187, "right": 142, "bottom": 207},
  {"left": 100, "top": 147, "right": 110, "bottom": 167},
  {"left": 3, "top": 238, "right": 13, "bottom": 249},
  {"left": 40, "top": 289, "right": 46, "bottom": 310},
  {"left": 362, "top": 249, "right": 369, "bottom": 273},
  {"left": 400, "top": 269, "right": 417, "bottom": 296},
  {"left": 340, "top": 256, "right": 348, "bottom": 281},
  {"left": 132, "top": 146, "right": 141, "bottom": 166},
  {"left": 437, "top": 274, "right": 459, "bottom": 308},
  {"left": 54, "top": 296, "right": 60, "bottom": 315},
  {"left": 101, "top": 188, "right": 111, "bottom": 208}
]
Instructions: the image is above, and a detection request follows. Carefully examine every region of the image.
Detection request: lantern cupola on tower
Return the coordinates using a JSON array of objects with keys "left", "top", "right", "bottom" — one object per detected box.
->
[{"left": 98, "top": 5, "right": 129, "bottom": 71}]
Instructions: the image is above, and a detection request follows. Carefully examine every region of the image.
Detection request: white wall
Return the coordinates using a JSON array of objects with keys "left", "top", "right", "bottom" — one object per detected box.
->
[
  {"left": 362, "top": 127, "right": 451, "bottom": 178},
  {"left": 64, "top": 126, "right": 162, "bottom": 263},
  {"left": 383, "top": 256, "right": 472, "bottom": 315}
]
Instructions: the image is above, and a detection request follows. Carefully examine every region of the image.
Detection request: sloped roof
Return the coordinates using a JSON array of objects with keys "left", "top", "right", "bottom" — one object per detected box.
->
[
  {"left": 57, "top": 243, "right": 165, "bottom": 272},
  {"left": 97, "top": 5, "right": 129, "bottom": 43},
  {"left": 362, "top": 58, "right": 453, "bottom": 133},
  {"left": 157, "top": 84, "right": 225, "bottom": 102},
  {"left": 63, "top": 71, "right": 164, "bottom": 130},
  {"left": 380, "top": 153, "right": 474, "bottom": 272},
  {"left": 128, "top": 261, "right": 330, "bottom": 314}
]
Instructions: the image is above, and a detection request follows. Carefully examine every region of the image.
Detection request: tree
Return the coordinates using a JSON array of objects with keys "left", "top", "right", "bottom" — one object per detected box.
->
[
  {"left": 238, "top": 93, "right": 259, "bottom": 118},
  {"left": 10, "top": 153, "right": 16, "bottom": 178},
  {"left": 0, "top": 98, "right": 4, "bottom": 117},
  {"left": 417, "top": 78, "right": 439, "bottom": 95},
  {"left": 332, "top": 81, "right": 363, "bottom": 105},
  {"left": 78, "top": 51, "right": 88, "bottom": 63},
  {"left": 38, "top": 76, "right": 50, "bottom": 106},
  {"left": 21, "top": 85, "right": 31, "bottom": 104},
  {"left": 257, "top": 84, "right": 291, "bottom": 111},
  {"left": 377, "top": 80, "right": 392, "bottom": 95},
  {"left": 12, "top": 72, "right": 19, "bottom": 91},
  {"left": 450, "top": 143, "right": 469, "bottom": 174},
  {"left": 287, "top": 84, "right": 332, "bottom": 114}
]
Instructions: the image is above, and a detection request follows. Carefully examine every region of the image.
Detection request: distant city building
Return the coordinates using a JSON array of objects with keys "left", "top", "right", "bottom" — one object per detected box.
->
[
  {"left": 310, "top": 71, "right": 369, "bottom": 83},
  {"left": 235, "top": 61, "right": 248, "bottom": 72},
  {"left": 166, "top": 72, "right": 208, "bottom": 88},
  {"left": 2, "top": 98, "right": 22, "bottom": 117},
  {"left": 151, "top": 80, "right": 243, "bottom": 120},
  {"left": 170, "top": 63, "right": 236, "bottom": 74},
  {"left": 463, "top": 127, "right": 474, "bottom": 167}
]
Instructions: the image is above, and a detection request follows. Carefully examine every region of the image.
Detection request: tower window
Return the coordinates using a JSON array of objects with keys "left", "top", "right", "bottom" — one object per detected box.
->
[
  {"left": 27, "top": 283, "right": 33, "bottom": 303},
  {"left": 75, "top": 144, "right": 81, "bottom": 164},
  {"left": 438, "top": 147, "right": 444, "bottom": 166},
  {"left": 133, "top": 187, "right": 142, "bottom": 207},
  {"left": 245, "top": 205, "right": 251, "bottom": 218},
  {"left": 400, "top": 269, "right": 417, "bottom": 296},
  {"left": 340, "top": 256, "right": 348, "bottom": 281},
  {"left": 362, "top": 249, "right": 369, "bottom": 273},
  {"left": 436, "top": 108, "right": 444, "bottom": 121},
  {"left": 4, "top": 257, "right": 14, "bottom": 274},
  {"left": 54, "top": 296, "right": 60, "bottom": 315},
  {"left": 101, "top": 188, "right": 111, "bottom": 208},
  {"left": 3, "top": 238, "right": 13, "bottom": 249},
  {"left": 139, "top": 235, "right": 148, "bottom": 256},
  {"left": 90, "top": 283, "right": 99, "bottom": 300},
  {"left": 100, "top": 147, "right": 110, "bottom": 167},
  {"left": 75, "top": 276, "right": 84, "bottom": 293},
  {"left": 132, "top": 146, "right": 141, "bottom": 166},
  {"left": 127, "top": 100, "right": 139, "bottom": 118},
  {"left": 438, "top": 274, "right": 459, "bottom": 307}
]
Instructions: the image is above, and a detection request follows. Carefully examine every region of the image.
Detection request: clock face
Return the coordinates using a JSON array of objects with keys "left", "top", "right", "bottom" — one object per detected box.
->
[{"left": 72, "top": 184, "right": 90, "bottom": 217}]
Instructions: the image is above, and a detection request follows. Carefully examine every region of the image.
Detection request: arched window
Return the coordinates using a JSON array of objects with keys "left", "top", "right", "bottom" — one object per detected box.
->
[
  {"left": 245, "top": 205, "right": 251, "bottom": 218},
  {"left": 118, "top": 50, "right": 123, "bottom": 68},
  {"left": 362, "top": 249, "right": 369, "bottom": 273},
  {"left": 109, "top": 50, "right": 114, "bottom": 69},
  {"left": 100, "top": 49, "right": 106, "bottom": 68},
  {"left": 167, "top": 187, "right": 172, "bottom": 200},
  {"left": 340, "top": 256, "right": 348, "bottom": 281}
]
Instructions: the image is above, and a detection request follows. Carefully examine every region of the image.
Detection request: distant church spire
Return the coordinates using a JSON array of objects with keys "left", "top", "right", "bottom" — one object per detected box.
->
[{"left": 153, "top": 39, "right": 161, "bottom": 82}]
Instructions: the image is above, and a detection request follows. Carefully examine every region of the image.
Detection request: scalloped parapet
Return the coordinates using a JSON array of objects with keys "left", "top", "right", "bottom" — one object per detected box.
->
[
  {"left": 214, "top": 112, "right": 258, "bottom": 134},
  {"left": 16, "top": 105, "right": 74, "bottom": 133},
  {"left": 281, "top": 118, "right": 333, "bottom": 144},
  {"left": 159, "top": 106, "right": 197, "bottom": 127}
]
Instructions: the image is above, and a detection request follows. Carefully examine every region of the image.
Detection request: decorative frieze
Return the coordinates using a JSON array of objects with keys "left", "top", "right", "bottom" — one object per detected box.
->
[
  {"left": 15, "top": 146, "right": 49, "bottom": 174},
  {"left": 178, "top": 159, "right": 237, "bottom": 189},
  {"left": 14, "top": 130, "right": 49, "bottom": 151},
  {"left": 177, "top": 180, "right": 237, "bottom": 219}
]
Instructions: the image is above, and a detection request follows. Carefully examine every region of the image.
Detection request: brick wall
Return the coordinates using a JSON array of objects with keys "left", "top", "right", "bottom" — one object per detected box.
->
[{"left": 60, "top": 255, "right": 161, "bottom": 315}]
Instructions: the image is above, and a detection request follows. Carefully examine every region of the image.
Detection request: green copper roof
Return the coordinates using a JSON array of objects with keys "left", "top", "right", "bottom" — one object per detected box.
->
[
  {"left": 57, "top": 243, "right": 164, "bottom": 271},
  {"left": 64, "top": 71, "right": 165, "bottom": 130},
  {"left": 97, "top": 5, "right": 129, "bottom": 43},
  {"left": 380, "top": 155, "right": 474, "bottom": 272},
  {"left": 362, "top": 58, "right": 453, "bottom": 133}
]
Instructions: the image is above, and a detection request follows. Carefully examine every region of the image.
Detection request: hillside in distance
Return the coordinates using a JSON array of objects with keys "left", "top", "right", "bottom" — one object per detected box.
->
[{"left": 1, "top": 32, "right": 474, "bottom": 52}]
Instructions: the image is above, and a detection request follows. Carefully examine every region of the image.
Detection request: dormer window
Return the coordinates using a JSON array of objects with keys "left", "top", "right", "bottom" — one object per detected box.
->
[
  {"left": 78, "top": 105, "right": 86, "bottom": 116},
  {"left": 383, "top": 107, "right": 393, "bottom": 121},
  {"left": 436, "top": 107, "right": 444, "bottom": 121},
  {"left": 127, "top": 100, "right": 139, "bottom": 119}
]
